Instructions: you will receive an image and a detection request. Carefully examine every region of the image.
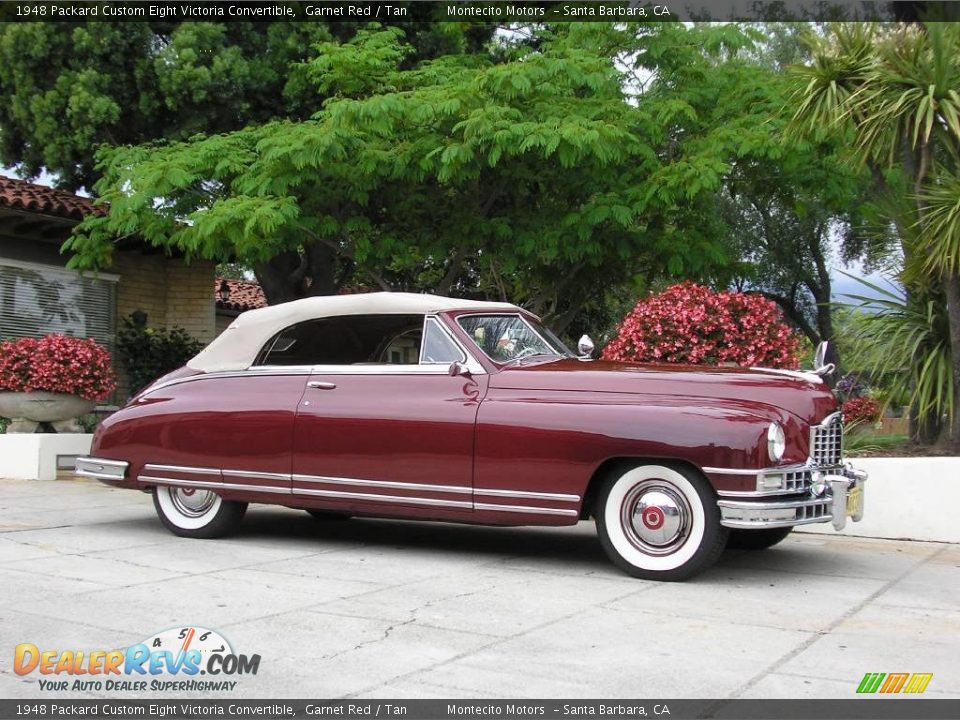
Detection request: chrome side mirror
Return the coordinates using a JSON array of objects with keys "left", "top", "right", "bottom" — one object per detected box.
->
[
  {"left": 813, "top": 340, "right": 835, "bottom": 377},
  {"left": 448, "top": 361, "right": 470, "bottom": 377},
  {"left": 577, "top": 334, "right": 595, "bottom": 360}
]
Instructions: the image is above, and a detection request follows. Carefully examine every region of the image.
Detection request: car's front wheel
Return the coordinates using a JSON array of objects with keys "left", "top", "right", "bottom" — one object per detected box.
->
[
  {"left": 152, "top": 486, "right": 247, "bottom": 538},
  {"left": 595, "top": 463, "right": 728, "bottom": 581}
]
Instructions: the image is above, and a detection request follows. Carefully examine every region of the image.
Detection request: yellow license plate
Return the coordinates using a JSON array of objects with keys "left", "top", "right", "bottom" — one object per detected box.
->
[{"left": 846, "top": 486, "right": 863, "bottom": 517}]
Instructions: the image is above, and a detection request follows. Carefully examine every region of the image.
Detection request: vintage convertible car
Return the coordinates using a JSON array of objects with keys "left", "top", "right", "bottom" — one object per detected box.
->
[{"left": 77, "top": 293, "right": 866, "bottom": 581}]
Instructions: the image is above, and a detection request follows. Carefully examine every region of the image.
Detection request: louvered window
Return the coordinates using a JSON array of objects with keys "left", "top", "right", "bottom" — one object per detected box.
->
[{"left": 0, "top": 260, "right": 117, "bottom": 351}]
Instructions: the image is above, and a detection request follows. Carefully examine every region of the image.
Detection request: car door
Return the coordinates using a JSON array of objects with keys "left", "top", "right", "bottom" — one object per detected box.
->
[{"left": 290, "top": 315, "right": 486, "bottom": 519}]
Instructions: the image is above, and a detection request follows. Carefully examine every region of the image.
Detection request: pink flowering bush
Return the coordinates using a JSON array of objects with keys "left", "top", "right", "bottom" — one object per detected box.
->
[
  {"left": 603, "top": 282, "right": 802, "bottom": 369},
  {"left": 842, "top": 397, "right": 882, "bottom": 425},
  {"left": 0, "top": 335, "right": 116, "bottom": 401}
]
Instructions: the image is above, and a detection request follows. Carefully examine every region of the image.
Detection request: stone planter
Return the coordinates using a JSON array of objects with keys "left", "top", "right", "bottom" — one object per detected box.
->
[{"left": 0, "top": 391, "right": 94, "bottom": 433}]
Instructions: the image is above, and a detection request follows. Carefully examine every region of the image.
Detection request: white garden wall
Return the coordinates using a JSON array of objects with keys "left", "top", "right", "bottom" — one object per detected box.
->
[
  {"left": 796, "top": 457, "right": 960, "bottom": 543},
  {"left": 0, "top": 434, "right": 92, "bottom": 481}
]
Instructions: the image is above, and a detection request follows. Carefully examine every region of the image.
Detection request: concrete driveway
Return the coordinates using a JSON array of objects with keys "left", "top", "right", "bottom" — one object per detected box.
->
[{"left": 0, "top": 476, "right": 957, "bottom": 700}]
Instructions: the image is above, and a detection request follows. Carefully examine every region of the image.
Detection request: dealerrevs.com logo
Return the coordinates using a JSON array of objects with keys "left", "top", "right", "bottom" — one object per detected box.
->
[{"left": 14, "top": 626, "right": 260, "bottom": 693}]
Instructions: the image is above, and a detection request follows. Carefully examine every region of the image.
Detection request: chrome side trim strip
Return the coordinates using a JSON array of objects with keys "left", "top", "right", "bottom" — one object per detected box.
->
[
  {"left": 701, "top": 467, "right": 761, "bottom": 476},
  {"left": 474, "top": 488, "right": 580, "bottom": 502},
  {"left": 138, "top": 467, "right": 582, "bottom": 516},
  {"left": 294, "top": 487, "right": 473, "bottom": 509},
  {"left": 292, "top": 474, "right": 471, "bottom": 495},
  {"left": 474, "top": 502, "right": 579, "bottom": 517},
  {"left": 144, "top": 463, "right": 220, "bottom": 476},
  {"left": 223, "top": 469, "right": 291, "bottom": 481},
  {"left": 139, "top": 475, "right": 291, "bottom": 495},
  {"left": 145, "top": 464, "right": 289, "bottom": 482},
  {"left": 143, "top": 369, "right": 312, "bottom": 395}
]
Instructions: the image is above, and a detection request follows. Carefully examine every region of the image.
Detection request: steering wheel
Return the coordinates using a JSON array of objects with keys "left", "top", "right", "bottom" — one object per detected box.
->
[{"left": 513, "top": 346, "right": 540, "bottom": 360}]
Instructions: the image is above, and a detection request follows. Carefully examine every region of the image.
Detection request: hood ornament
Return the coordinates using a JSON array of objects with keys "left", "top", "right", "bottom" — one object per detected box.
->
[{"left": 813, "top": 340, "right": 835, "bottom": 377}]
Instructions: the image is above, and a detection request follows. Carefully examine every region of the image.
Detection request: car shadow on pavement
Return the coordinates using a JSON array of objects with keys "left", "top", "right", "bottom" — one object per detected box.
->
[{"left": 236, "top": 508, "right": 614, "bottom": 572}]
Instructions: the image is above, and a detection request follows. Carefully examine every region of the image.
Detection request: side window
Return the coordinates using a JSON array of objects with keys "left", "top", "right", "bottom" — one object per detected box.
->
[
  {"left": 255, "top": 315, "right": 424, "bottom": 366},
  {"left": 420, "top": 318, "right": 465, "bottom": 364}
]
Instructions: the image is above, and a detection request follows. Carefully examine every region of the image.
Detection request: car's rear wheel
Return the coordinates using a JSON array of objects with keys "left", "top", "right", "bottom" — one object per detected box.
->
[
  {"left": 726, "top": 527, "right": 792, "bottom": 550},
  {"left": 152, "top": 486, "right": 247, "bottom": 538},
  {"left": 594, "top": 463, "right": 728, "bottom": 581},
  {"left": 305, "top": 509, "right": 352, "bottom": 521}
]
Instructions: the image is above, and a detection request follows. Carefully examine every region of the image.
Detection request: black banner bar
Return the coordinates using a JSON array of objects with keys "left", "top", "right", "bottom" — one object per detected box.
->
[
  {"left": 2, "top": 1, "right": 959, "bottom": 24},
  {"left": 3, "top": 699, "right": 960, "bottom": 720}
]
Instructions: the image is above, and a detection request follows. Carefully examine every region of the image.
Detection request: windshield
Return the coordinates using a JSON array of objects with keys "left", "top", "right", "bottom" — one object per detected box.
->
[{"left": 457, "top": 314, "right": 572, "bottom": 364}]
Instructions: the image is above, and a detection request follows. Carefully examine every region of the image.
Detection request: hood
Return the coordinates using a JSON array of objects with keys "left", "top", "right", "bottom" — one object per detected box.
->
[{"left": 490, "top": 359, "right": 838, "bottom": 425}]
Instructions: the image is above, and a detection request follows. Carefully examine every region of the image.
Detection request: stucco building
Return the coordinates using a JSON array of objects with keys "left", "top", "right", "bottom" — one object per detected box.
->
[{"left": 0, "top": 176, "right": 216, "bottom": 399}]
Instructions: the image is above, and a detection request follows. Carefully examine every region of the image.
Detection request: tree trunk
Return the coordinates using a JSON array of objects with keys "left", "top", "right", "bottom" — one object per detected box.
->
[
  {"left": 940, "top": 271, "right": 960, "bottom": 451},
  {"left": 304, "top": 242, "right": 337, "bottom": 297},
  {"left": 253, "top": 251, "right": 306, "bottom": 305},
  {"left": 252, "top": 242, "right": 339, "bottom": 305}
]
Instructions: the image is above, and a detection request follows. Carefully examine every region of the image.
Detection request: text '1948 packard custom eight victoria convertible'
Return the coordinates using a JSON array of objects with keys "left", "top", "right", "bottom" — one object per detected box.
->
[{"left": 78, "top": 292, "right": 866, "bottom": 581}]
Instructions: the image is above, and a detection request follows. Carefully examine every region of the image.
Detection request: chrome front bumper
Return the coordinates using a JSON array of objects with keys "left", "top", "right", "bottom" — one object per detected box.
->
[
  {"left": 75, "top": 456, "right": 129, "bottom": 484},
  {"left": 718, "top": 464, "right": 866, "bottom": 531}
]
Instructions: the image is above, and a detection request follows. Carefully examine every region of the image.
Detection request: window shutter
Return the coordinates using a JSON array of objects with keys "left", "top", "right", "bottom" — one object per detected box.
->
[{"left": 0, "top": 261, "right": 117, "bottom": 351}]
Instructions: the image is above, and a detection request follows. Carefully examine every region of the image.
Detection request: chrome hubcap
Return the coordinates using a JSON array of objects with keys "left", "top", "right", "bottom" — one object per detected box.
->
[
  {"left": 169, "top": 487, "right": 217, "bottom": 517},
  {"left": 621, "top": 481, "right": 691, "bottom": 555}
]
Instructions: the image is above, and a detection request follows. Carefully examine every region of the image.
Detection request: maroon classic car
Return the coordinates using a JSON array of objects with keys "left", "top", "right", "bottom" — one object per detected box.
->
[{"left": 77, "top": 293, "right": 866, "bottom": 581}]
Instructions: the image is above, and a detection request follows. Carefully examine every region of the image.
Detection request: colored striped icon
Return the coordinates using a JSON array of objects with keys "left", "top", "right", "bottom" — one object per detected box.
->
[{"left": 857, "top": 672, "right": 933, "bottom": 694}]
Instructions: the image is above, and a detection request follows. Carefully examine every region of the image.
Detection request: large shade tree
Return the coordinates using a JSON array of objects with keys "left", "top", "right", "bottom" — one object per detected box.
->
[
  {"left": 0, "top": 18, "right": 494, "bottom": 189},
  {"left": 66, "top": 23, "right": 763, "bottom": 331}
]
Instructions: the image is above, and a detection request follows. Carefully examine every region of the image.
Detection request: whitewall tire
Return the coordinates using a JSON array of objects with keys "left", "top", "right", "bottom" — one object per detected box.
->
[
  {"left": 153, "top": 486, "right": 247, "bottom": 538},
  {"left": 595, "top": 463, "right": 728, "bottom": 581}
]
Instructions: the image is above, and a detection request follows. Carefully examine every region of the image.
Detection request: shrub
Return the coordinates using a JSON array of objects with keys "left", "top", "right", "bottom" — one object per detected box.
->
[
  {"left": 603, "top": 282, "right": 802, "bottom": 368},
  {"left": 0, "top": 335, "right": 116, "bottom": 401},
  {"left": 116, "top": 312, "right": 203, "bottom": 396},
  {"left": 836, "top": 372, "right": 869, "bottom": 399},
  {"left": 842, "top": 396, "right": 882, "bottom": 425}
]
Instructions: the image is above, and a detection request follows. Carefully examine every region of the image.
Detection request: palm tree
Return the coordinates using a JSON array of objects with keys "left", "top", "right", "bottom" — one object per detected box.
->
[{"left": 791, "top": 22, "right": 960, "bottom": 448}]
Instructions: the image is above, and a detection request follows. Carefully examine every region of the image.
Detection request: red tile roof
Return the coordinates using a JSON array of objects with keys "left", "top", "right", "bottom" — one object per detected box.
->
[
  {"left": 0, "top": 176, "right": 104, "bottom": 221},
  {"left": 216, "top": 277, "right": 267, "bottom": 313},
  {"left": 215, "top": 277, "right": 375, "bottom": 312}
]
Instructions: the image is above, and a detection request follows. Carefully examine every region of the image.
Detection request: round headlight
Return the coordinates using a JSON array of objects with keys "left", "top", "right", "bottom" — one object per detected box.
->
[{"left": 767, "top": 422, "right": 786, "bottom": 462}]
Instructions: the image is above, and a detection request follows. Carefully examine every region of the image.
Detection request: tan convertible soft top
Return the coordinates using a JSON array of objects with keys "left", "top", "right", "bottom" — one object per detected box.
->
[{"left": 187, "top": 291, "right": 522, "bottom": 372}]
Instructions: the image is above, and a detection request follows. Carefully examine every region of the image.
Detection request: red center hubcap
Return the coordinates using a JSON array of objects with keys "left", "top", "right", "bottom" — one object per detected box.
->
[{"left": 642, "top": 506, "right": 665, "bottom": 530}]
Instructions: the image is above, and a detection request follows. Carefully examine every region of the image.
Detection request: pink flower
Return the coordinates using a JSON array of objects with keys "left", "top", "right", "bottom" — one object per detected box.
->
[
  {"left": 602, "top": 282, "right": 801, "bottom": 369},
  {"left": 0, "top": 335, "right": 116, "bottom": 401}
]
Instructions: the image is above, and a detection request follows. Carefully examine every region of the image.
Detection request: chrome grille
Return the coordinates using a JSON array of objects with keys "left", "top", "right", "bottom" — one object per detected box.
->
[
  {"left": 783, "top": 469, "right": 810, "bottom": 493},
  {"left": 811, "top": 413, "right": 843, "bottom": 466}
]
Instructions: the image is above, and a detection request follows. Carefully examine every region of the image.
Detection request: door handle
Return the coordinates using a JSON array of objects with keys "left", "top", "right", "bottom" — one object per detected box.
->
[{"left": 307, "top": 381, "right": 337, "bottom": 390}]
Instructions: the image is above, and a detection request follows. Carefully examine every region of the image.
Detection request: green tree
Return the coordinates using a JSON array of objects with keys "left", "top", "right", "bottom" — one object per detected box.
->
[
  {"left": 0, "top": 18, "right": 494, "bottom": 189},
  {"left": 791, "top": 22, "right": 960, "bottom": 447},
  {"left": 67, "top": 23, "right": 758, "bottom": 331}
]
